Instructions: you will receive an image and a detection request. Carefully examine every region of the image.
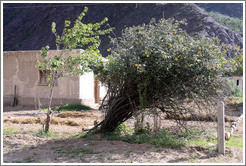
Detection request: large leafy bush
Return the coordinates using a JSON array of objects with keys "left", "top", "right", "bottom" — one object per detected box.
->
[{"left": 96, "top": 18, "right": 234, "bottom": 132}]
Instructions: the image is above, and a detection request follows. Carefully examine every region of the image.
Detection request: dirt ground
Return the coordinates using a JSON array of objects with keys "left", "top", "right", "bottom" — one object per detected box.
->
[{"left": 2, "top": 105, "right": 244, "bottom": 164}]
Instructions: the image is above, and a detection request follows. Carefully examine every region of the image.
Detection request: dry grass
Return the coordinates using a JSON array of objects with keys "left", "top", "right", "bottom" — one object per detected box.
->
[
  {"left": 3, "top": 104, "right": 239, "bottom": 128},
  {"left": 3, "top": 117, "right": 40, "bottom": 124},
  {"left": 56, "top": 111, "right": 102, "bottom": 119},
  {"left": 164, "top": 113, "right": 237, "bottom": 122},
  {"left": 51, "top": 117, "right": 93, "bottom": 126},
  {"left": 3, "top": 110, "right": 236, "bottom": 127},
  {"left": 3, "top": 111, "right": 103, "bottom": 127}
]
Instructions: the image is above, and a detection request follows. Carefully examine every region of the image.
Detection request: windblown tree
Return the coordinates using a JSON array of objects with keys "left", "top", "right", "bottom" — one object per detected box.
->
[
  {"left": 94, "top": 18, "right": 235, "bottom": 132},
  {"left": 36, "top": 7, "right": 111, "bottom": 133}
]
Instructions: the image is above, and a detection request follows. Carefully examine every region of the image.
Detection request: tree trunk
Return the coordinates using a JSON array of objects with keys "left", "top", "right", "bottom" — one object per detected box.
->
[
  {"left": 44, "top": 112, "right": 51, "bottom": 133},
  {"left": 44, "top": 83, "right": 54, "bottom": 133},
  {"left": 99, "top": 90, "right": 139, "bottom": 132}
]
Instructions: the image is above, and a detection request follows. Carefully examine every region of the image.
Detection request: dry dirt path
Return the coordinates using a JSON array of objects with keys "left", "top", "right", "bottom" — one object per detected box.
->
[
  {"left": 2, "top": 106, "right": 244, "bottom": 163},
  {"left": 3, "top": 133, "right": 243, "bottom": 163}
]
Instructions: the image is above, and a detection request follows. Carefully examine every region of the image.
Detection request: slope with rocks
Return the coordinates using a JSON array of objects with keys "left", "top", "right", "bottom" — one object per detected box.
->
[
  {"left": 195, "top": 3, "right": 243, "bottom": 19},
  {"left": 3, "top": 3, "right": 243, "bottom": 57}
]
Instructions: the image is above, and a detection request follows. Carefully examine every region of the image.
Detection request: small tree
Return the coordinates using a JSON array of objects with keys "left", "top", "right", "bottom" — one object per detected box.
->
[
  {"left": 36, "top": 7, "right": 111, "bottom": 133},
  {"left": 95, "top": 18, "right": 235, "bottom": 132}
]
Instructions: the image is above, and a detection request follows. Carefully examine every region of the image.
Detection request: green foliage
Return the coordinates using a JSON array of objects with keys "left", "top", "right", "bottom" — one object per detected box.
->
[
  {"left": 57, "top": 104, "right": 92, "bottom": 112},
  {"left": 101, "top": 129, "right": 186, "bottom": 148},
  {"left": 53, "top": 145, "right": 98, "bottom": 159},
  {"left": 232, "top": 87, "right": 243, "bottom": 98},
  {"left": 36, "top": 7, "right": 112, "bottom": 87},
  {"left": 135, "top": 128, "right": 150, "bottom": 135},
  {"left": 51, "top": 7, "right": 111, "bottom": 51},
  {"left": 16, "top": 157, "right": 35, "bottom": 163},
  {"left": 231, "top": 54, "right": 243, "bottom": 76},
  {"left": 96, "top": 18, "right": 234, "bottom": 130},
  {"left": 3, "top": 128, "right": 18, "bottom": 134},
  {"left": 180, "top": 129, "right": 217, "bottom": 149},
  {"left": 208, "top": 12, "right": 243, "bottom": 35},
  {"left": 69, "top": 148, "right": 96, "bottom": 156},
  {"left": 68, "top": 132, "right": 87, "bottom": 139},
  {"left": 35, "top": 130, "right": 54, "bottom": 138},
  {"left": 225, "top": 136, "right": 243, "bottom": 148},
  {"left": 35, "top": 7, "right": 111, "bottom": 133},
  {"left": 223, "top": 51, "right": 243, "bottom": 77},
  {"left": 233, "top": 97, "right": 243, "bottom": 105},
  {"left": 114, "top": 122, "right": 134, "bottom": 135},
  {"left": 225, "top": 78, "right": 243, "bottom": 98},
  {"left": 91, "top": 120, "right": 99, "bottom": 133},
  {"left": 41, "top": 108, "right": 48, "bottom": 112}
]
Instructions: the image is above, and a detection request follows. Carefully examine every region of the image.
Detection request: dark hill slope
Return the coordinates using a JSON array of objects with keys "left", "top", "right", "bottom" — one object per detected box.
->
[
  {"left": 3, "top": 3, "right": 243, "bottom": 57},
  {"left": 195, "top": 3, "right": 243, "bottom": 19}
]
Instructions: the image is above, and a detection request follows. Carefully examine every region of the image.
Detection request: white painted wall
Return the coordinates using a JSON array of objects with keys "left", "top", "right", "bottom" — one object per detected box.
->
[
  {"left": 100, "top": 82, "right": 107, "bottom": 100},
  {"left": 79, "top": 72, "right": 95, "bottom": 105},
  {"left": 230, "top": 76, "right": 243, "bottom": 90},
  {"left": 79, "top": 70, "right": 108, "bottom": 106}
]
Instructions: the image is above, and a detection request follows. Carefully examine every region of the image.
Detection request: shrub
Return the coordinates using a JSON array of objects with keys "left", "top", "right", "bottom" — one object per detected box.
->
[
  {"left": 226, "top": 136, "right": 243, "bottom": 148},
  {"left": 114, "top": 122, "right": 134, "bottom": 135},
  {"left": 57, "top": 104, "right": 92, "bottom": 112},
  {"left": 35, "top": 130, "right": 54, "bottom": 138},
  {"left": 95, "top": 17, "right": 234, "bottom": 132},
  {"left": 232, "top": 86, "right": 243, "bottom": 98},
  {"left": 3, "top": 128, "right": 18, "bottom": 134},
  {"left": 101, "top": 129, "right": 186, "bottom": 148}
]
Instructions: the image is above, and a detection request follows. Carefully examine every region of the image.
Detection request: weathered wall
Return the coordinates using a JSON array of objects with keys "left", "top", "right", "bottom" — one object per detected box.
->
[
  {"left": 230, "top": 76, "right": 243, "bottom": 90},
  {"left": 79, "top": 72, "right": 107, "bottom": 106},
  {"left": 79, "top": 72, "right": 95, "bottom": 106},
  {"left": 3, "top": 50, "right": 81, "bottom": 107}
]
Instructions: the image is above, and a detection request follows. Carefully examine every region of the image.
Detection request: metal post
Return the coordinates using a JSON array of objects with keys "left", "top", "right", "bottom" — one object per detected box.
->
[{"left": 217, "top": 101, "right": 225, "bottom": 155}]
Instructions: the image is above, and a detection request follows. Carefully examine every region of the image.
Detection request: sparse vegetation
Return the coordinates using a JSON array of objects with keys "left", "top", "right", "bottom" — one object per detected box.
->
[
  {"left": 225, "top": 78, "right": 243, "bottom": 98},
  {"left": 16, "top": 157, "right": 35, "bottom": 163},
  {"left": 57, "top": 104, "right": 92, "bottom": 112},
  {"left": 35, "top": 129, "right": 55, "bottom": 138},
  {"left": 69, "top": 148, "right": 98, "bottom": 156},
  {"left": 3, "top": 104, "right": 244, "bottom": 163},
  {"left": 99, "top": 129, "right": 187, "bottom": 148},
  {"left": 182, "top": 129, "right": 217, "bottom": 149},
  {"left": 86, "top": 125, "right": 218, "bottom": 149},
  {"left": 3, "top": 128, "right": 19, "bottom": 135},
  {"left": 208, "top": 12, "right": 243, "bottom": 35},
  {"left": 226, "top": 136, "right": 243, "bottom": 148},
  {"left": 52, "top": 145, "right": 98, "bottom": 159}
]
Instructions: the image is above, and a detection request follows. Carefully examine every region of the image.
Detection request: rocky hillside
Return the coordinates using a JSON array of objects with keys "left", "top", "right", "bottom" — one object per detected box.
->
[
  {"left": 3, "top": 3, "right": 243, "bottom": 57},
  {"left": 196, "top": 3, "right": 243, "bottom": 19}
]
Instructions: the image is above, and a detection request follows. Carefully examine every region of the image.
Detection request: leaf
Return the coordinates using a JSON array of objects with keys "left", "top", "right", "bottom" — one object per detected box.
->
[
  {"left": 64, "top": 20, "right": 71, "bottom": 27},
  {"left": 51, "top": 22, "right": 56, "bottom": 33}
]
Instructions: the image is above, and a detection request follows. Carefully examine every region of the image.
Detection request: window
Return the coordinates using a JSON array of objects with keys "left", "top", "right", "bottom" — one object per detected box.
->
[
  {"left": 236, "top": 80, "right": 239, "bottom": 86},
  {"left": 39, "top": 70, "right": 47, "bottom": 85},
  {"left": 39, "top": 70, "right": 58, "bottom": 85}
]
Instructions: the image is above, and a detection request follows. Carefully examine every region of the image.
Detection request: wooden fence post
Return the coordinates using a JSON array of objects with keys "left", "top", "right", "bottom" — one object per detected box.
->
[{"left": 217, "top": 101, "right": 225, "bottom": 155}]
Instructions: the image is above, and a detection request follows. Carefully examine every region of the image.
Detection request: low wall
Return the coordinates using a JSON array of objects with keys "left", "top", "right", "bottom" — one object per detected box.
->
[{"left": 3, "top": 96, "right": 83, "bottom": 107}]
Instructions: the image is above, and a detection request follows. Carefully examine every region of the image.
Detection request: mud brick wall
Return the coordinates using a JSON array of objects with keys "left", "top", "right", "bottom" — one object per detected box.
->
[{"left": 3, "top": 50, "right": 81, "bottom": 107}]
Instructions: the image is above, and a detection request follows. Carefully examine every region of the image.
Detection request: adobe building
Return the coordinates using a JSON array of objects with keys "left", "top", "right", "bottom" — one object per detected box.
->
[
  {"left": 229, "top": 76, "right": 243, "bottom": 91},
  {"left": 3, "top": 49, "right": 106, "bottom": 108}
]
